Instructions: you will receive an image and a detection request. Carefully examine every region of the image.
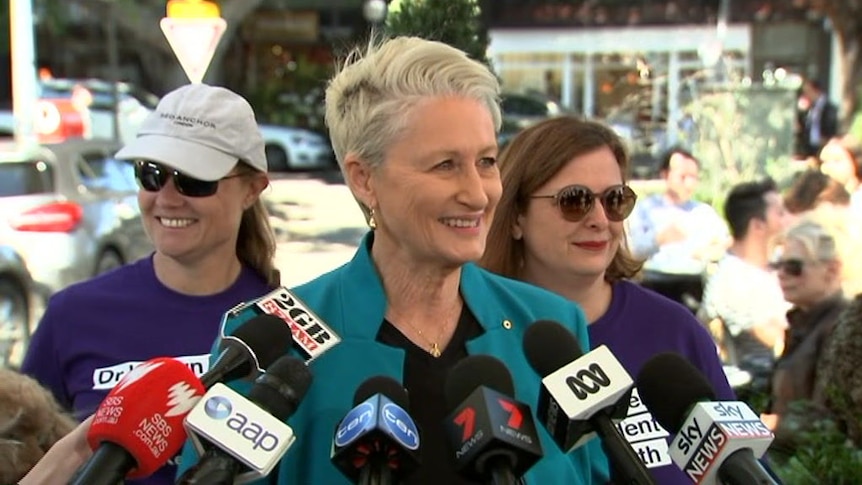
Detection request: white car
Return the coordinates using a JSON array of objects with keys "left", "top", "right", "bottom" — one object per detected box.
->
[{"left": 258, "top": 124, "right": 336, "bottom": 172}]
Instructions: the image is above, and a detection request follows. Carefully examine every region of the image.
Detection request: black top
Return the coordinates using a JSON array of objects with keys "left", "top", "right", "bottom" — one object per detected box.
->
[{"left": 377, "top": 306, "right": 484, "bottom": 485}]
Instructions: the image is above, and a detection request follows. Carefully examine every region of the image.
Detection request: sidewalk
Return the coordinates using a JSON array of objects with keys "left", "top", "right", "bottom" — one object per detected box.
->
[{"left": 264, "top": 176, "right": 366, "bottom": 287}]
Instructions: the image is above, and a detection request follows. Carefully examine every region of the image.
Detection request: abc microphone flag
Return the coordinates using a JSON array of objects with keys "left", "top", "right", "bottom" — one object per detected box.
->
[
  {"left": 523, "top": 320, "right": 633, "bottom": 451},
  {"left": 71, "top": 357, "right": 205, "bottom": 485}
]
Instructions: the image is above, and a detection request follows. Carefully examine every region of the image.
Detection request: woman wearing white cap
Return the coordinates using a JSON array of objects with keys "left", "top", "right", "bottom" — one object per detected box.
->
[{"left": 20, "top": 84, "right": 278, "bottom": 485}]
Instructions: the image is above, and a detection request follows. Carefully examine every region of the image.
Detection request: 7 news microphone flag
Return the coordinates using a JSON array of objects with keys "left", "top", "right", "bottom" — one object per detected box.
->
[{"left": 443, "top": 354, "right": 543, "bottom": 484}]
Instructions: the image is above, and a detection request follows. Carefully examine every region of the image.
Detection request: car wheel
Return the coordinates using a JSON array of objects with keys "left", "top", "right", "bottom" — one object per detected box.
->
[
  {"left": 0, "top": 279, "right": 30, "bottom": 369},
  {"left": 265, "top": 145, "right": 290, "bottom": 172},
  {"left": 95, "top": 249, "right": 124, "bottom": 276}
]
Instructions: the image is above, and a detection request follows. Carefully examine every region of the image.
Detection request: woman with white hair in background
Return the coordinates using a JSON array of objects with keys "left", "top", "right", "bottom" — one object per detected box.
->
[{"left": 763, "top": 220, "right": 848, "bottom": 452}]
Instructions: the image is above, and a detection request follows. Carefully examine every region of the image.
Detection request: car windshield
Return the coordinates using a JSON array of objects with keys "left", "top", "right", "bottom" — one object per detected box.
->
[{"left": 0, "top": 160, "right": 55, "bottom": 196}]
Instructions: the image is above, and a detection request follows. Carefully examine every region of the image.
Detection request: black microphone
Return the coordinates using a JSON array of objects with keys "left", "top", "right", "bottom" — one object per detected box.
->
[
  {"left": 443, "top": 354, "right": 543, "bottom": 485},
  {"left": 200, "top": 314, "right": 295, "bottom": 388},
  {"left": 331, "top": 376, "right": 421, "bottom": 485},
  {"left": 178, "top": 354, "right": 314, "bottom": 484},
  {"left": 523, "top": 320, "right": 656, "bottom": 485},
  {"left": 637, "top": 353, "right": 777, "bottom": 485}
]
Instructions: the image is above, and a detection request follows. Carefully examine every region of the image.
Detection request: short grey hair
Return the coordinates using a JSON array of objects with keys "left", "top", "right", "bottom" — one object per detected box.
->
[
  {"left": 324, "top": 36, "right": 502, "bottom": 216},
  {"left": 786, "top": 219, "right": 838, "bottom": 261}
]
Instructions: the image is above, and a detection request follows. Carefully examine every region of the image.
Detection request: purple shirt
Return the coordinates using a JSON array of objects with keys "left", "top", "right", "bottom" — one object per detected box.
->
[
  {"left": 21, "top": 255, "right": 272, "bottom": 485},
  {"left": 589, "top": 280, "right": 735, "bottom": 485}
]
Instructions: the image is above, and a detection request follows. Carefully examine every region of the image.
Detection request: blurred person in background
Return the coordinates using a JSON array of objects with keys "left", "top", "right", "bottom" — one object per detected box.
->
[
  {"left": 815, "top": 293, "right": 862, "bottom": 445},
  {"left": 627, "top": 146, "right": 729, "bottom": 308},
  {"left": 700, "top": 179, "right": 791, "bottom": 382},
  {"left": 798, "top": 78, "right": 838, "bottom": 159},
  {"left": 783, "top": 167, "right": 862, "bottom": 296},
  {"left": 480, "top": 117, "right": 734, "bottom": 484},
  {"left": 763, "top": 220, "right": 848, "bottom": 452},
  {"left": 818, "top": 134, "right": 862, "bottom": 215},
  {"left": 20, "top": 84, "right": 278, "bottom": 485},
  {"left": 783, "top": 168, "right": 851, "bottom": 219},
  {"left": 0, "top": 368, "right": 77, "bottom": 484},
  {"left": 179, "top": 37, "right": 608, "bottom": 484}
]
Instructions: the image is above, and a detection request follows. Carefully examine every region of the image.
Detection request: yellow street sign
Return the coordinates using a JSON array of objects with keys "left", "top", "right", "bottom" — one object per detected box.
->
[{"left": 166, "top": 0, "right": 220, "bottom": 19}]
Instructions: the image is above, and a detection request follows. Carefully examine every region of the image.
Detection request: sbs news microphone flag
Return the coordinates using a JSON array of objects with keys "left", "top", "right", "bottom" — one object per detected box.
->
[{"left": 72, "top": 357, "right": 205, "bottom": 484}]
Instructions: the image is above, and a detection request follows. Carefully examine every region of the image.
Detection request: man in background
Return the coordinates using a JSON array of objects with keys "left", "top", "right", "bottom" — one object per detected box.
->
[
  {"left": 628, "top": 147, "right": 729, "bottom": 307},
  {"left": 700, "top": 178, "right": 791, "bottom": 382},
  {"left": 799, "top": 78, "right": 838, "bottom": 158}
]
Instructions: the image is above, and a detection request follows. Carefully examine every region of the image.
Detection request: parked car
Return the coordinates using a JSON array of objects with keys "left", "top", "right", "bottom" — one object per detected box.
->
[
  {"left": 0, "top": 244, "right": 34, "bottom": 368},
  {"left": 258, "top": 124, "right": 336, "bottom": 172},
  {"left": 0, "top": 139, "right": 152, "bottom": 297},
  {"left": 0, "top": 78, "right": 156, "bottom": 145},
  {"left": 501, "top": 92, "right": 565, "bottom": 129}
]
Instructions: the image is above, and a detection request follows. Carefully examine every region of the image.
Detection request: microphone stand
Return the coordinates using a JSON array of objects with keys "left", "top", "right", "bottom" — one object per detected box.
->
[
  {"left": 594, "top": 414, "right": 656, "bottom": 485},
  {"left": 358, "top": 457, "right": 393, "bottom": 485}
]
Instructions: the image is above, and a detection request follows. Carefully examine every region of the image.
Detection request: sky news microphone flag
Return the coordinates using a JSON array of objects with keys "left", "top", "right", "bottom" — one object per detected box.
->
[{"left": 637, "top": 353, "right": 776, "bottom": 485}]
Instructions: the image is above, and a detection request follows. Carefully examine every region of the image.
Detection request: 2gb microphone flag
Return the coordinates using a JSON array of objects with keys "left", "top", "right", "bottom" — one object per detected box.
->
[{"left": 221, "top": 287, "right": 341, "bottom": 363}]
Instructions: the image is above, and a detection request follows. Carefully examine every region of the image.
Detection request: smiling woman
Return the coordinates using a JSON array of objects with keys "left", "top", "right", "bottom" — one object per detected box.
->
[
  {"left": 480, "top": 116, "right": 736, "bottom": 484},
  {"left": 177, "top": 36, "right": 610, "bottom": 485},
  {"left": 20, "top": 84, "right": 279, "bottom": 485}
]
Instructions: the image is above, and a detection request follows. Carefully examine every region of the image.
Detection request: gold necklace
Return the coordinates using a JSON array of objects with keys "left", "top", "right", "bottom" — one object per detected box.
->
[{"left": 401, "top": 319, "right": 451, "bottom": 358}]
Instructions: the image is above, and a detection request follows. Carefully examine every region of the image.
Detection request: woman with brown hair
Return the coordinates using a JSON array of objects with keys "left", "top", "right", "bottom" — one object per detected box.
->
[{"left": 480, "top": 116, "right": 734, "bottom": 484}]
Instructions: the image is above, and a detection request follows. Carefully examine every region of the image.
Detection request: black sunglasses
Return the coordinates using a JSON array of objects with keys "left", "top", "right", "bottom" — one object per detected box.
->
[
  {"left": 134, "top": 160, "right": 246, "bottom": 198},
  {"left": 769, "top": 258, "right": 805, "bottom": 277},
  {"left": 530, "top": 184, "right": 637, "bottom": 222}
]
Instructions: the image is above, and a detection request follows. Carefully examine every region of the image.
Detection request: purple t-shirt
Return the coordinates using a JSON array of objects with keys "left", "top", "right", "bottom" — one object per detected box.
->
[
  {"left": 588, "top": 280, "right": 735, "bottom": 485},
  {"left": 21, "top": 255, "right": 272, "bottom": 485}
]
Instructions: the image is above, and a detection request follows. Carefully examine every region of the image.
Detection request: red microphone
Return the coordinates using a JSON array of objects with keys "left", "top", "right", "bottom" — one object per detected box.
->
[{"left": 69, "top": 357, "right": 206, "bottom": 485}]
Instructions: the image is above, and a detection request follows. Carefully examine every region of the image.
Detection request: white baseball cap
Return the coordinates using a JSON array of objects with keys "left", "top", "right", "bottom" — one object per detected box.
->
[{"left": 115, "top": 84, "right": 267, "bottom": 180}]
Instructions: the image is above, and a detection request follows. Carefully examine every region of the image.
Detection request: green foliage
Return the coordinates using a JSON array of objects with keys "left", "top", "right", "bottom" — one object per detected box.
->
[
  {"left": 769, "top": 417, "right": 862, "bottom": 484},
  {"left": 681, "top": 85, "right": 801, "bottom": 211},
  {"left": 386, "top": 0, "right": 491, "bottom": 67},
  {"left": 247, "top": 54, "right": 332, "bottom": 131}
]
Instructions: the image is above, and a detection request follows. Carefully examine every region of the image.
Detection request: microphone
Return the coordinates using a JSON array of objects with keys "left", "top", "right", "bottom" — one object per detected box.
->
[
  {"left": 636, "top": 353, "right": 777, "bottom": 485},
  {"left": 201, "top": 313, "right": 295, "bottom": 388},
  {"left": 331, "top": 376, "right": 421, "bottom": 485},
  {"left": 69, "top": 357, "right": 205, "bottom": 485},
  {"left": 178, "top": 354, "right": 313, "bottom": 484},
  {"left": 522, "top": 320, "right": 655, "bottom": 485},
  {"left": 442, "top": 354, "right": 543, "bottom": 485},
  {"left": 221, "top": 286, "right": 342, "bottom": 362}
]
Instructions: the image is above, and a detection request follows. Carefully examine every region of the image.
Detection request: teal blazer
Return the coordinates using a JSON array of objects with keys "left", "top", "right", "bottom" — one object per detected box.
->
[{"left": 178, "top": 233, "right": 610, "bottom": 484}]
